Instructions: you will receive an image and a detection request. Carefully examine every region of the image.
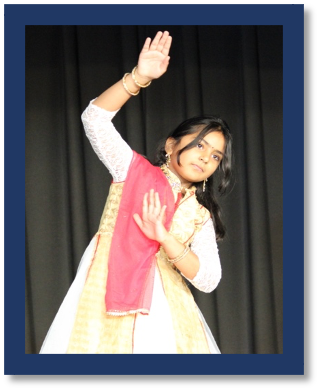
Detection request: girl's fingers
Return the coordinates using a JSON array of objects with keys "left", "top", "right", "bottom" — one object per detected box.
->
[
  {"left": 149, "top": 31, "right": 163, "bottom": 50},
  {"left": 159, "top": 205, "right": 167, "bottom": 223},
  {"left": 133, "top": 213, "right": 143, "bottom": 228},
  {"left": 162, "top": 35, "right": 172, "bottom": 56},
  {"left": 141, "top": 37, "right": 151, "bottom": 52},
  {"left": 154, "top": 192, "right": 161, "bottom": 215},
  {"left": 141, "top": 190, "right": 165, "bottom": 219},
  {"left": 155, "top": 31, "right": 170, "bottom": 53},
  {"left": 148, "top": 189, "right": 154, "bottom": 214},
  {"left": 142, "top": 192, "right": 149, "bottom": 218},
  {"left": 156, "top": 31, "right": 169, "bottom": 52}
]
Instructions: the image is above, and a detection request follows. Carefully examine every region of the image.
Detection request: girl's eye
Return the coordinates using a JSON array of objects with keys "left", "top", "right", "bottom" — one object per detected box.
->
[
  {"left": 212, "top": 154, "right": 220, "bottom": 162},
  {"left": 197, "top": 143, "right": 203, "bottom": 149}
]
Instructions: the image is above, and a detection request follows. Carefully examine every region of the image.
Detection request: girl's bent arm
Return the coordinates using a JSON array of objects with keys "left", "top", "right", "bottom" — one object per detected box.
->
[
  {"left": 184, "top": 219, "right": 222, "bottom": 293},
  {"left": 82, "top": 101, "right": 133, "bottom": 182},
  {"left": 160, "top": 220, "right": 221, "bottom": 291}
]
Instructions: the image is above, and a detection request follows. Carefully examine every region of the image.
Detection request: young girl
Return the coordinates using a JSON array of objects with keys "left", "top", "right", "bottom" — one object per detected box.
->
[{"left": 40, "top": 31, "right": 233, "bottom": 354}]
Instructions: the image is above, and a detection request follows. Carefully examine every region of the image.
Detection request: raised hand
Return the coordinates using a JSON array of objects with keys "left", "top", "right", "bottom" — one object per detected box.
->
[
  {"left": 136, "top": 31, "right": 172, "bottom": 83},
  {"left": 92, "top": 32, "right": 172, "bottom": 114},
  {"left": 133, "top": 189, "right": 169, "bottom": 243}
]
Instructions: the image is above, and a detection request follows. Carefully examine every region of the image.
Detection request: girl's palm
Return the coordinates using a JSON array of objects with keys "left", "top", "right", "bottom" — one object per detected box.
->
[
  {"left": 137, "top": 31, "right": 172, "bottom": 80},
  {"left": 133, "top": 190, "right": 168, "bottom": 244}
]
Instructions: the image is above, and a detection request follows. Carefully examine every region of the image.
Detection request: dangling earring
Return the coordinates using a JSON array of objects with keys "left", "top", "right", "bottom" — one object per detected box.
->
[
  {"left": 165, "top": 153, "right": 171, "bottom": 168},
  {"left": 203, "top": 178, "right": 208, "bottom": 192}
]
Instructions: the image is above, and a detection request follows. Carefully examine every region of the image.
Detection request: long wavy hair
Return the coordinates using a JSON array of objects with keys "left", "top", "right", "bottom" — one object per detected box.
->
[{"left": 153, "top": 115, "right": 234, "bottom": 240}]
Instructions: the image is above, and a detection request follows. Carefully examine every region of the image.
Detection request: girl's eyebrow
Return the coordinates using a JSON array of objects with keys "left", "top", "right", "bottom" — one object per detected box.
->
[{"left": 200, "top": 138, "right": 224, "bottom": 156}]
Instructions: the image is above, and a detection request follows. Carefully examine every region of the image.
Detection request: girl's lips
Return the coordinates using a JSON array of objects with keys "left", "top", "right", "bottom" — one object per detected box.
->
[{"left": 192, "top": 164, "right": 203, "bottom": 172}]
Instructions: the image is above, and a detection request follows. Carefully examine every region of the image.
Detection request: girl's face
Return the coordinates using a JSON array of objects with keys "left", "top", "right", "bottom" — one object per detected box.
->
[{"left": 165, "top": 131, "right": 226, "bottom": 188}]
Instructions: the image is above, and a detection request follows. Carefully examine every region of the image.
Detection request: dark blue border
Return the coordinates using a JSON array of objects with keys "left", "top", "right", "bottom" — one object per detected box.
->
[{"left": 5, "top": 4, "right": 304, "bottom": 375}]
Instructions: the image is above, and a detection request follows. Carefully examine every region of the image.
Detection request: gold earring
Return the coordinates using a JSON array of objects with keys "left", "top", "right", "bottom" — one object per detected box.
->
[
  {"left": 203, "top": 178, "right": 208, "bottom": 192},
  {"left": 165, "top": 154, "right": 171, "bottom": 168}
]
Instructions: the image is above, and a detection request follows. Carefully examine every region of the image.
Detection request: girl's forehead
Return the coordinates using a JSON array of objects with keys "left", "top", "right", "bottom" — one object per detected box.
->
[
  {"left": 188, "top": 128, "right": 225, "bottom": 141},
  {"left": 185, "top": 130, "right": 226, "bottom": 152}
]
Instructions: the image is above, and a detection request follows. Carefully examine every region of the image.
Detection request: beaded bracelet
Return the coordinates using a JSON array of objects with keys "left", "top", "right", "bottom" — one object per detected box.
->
[
  {"left": 167, "top": 245, "right": 190, "bottom": 264},
  {"left": 132, "top": 66, "right": 152, "bottom": 88},
  {"left": 122, "top": 73, "right": 140, "bottom": 96}
]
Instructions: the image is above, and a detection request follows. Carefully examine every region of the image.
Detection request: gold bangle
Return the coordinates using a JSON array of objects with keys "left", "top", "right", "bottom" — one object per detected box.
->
[
  {"left": 167, "top": 245, "right": 190, "bottom": 264},
  {"left": 132, "top": 66, "right": 152, "bottom": 88},
  {"left": 122, "top": 73, "right": 140, "bottom": 96}
]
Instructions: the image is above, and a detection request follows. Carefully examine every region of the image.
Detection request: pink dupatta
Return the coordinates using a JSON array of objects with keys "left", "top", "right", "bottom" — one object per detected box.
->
[{"left": 105, "top": 151, "right": 175, "bottom": 315}]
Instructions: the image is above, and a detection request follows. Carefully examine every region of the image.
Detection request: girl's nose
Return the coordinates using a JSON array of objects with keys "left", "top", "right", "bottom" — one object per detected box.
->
[{"left": 200, "top": 155, "right": 209, "bottom": 163}]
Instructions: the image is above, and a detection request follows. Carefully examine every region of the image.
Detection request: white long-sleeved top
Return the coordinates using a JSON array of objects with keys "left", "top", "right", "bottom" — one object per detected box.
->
[{"left": 81, "top": 100, "right": 221, "bottom": 293}]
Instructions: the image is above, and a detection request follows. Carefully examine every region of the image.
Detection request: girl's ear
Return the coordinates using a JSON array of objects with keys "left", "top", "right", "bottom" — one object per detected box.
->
[{"left": 165, "top": 137, "right": 176, "bottom": 154}]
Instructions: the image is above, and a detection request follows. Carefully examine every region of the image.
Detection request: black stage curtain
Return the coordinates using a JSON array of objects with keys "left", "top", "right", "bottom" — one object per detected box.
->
[{"left": 25, "top": 25, "right": 283, "bottom": 354}]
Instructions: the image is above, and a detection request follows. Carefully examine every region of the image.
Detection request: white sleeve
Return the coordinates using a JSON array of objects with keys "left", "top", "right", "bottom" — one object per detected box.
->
[
  {"left": 183, "top": 218, "right": 222, "bottom": 293},
  {"left": 81, "top": 99, "right": 133, "bottom": 182}
]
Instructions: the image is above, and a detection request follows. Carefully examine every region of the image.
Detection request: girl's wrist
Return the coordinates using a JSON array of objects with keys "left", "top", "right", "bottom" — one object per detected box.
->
[
  {"left": 135, "top": 67, "right": 153, "bottom": 84},
  {"left": 158, "top": 231, "right": 174, "bottom": 246}
]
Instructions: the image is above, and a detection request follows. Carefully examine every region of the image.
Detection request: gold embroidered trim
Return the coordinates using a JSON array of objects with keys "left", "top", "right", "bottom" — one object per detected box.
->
[
  {"left": 160, "top": 164, "right": 196, "bottom": 194},
  {"left": 106, "top": 309, "right": 150, "bottom": 317}
]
